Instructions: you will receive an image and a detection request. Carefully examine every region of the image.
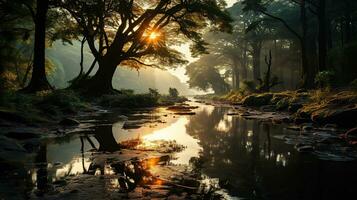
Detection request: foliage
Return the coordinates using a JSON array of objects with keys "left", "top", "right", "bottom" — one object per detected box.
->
[
  {"left": 350, "top": 79, "right": 357, "bottom": 90},
  {"left": 56, "top": 0, "right": 233, "bottom": 92},
  {"left": 314, "top": 70, "right": 336, "bottom": 88},
  {"left": 0, "top": 90, "right": 87, "bottom": 123},
  {"left": 186, "top": 54, "right": 230, "bottom": 94},
  {"left": 168, "top": 87, "right": 179, "bottom": 99},
  {"left": 99, "top": 88, "right": 161, "bottom": 108}
]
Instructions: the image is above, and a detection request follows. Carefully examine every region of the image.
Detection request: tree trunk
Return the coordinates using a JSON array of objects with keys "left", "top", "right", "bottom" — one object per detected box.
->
[
  {"left": 240, "top": 41, "right": 248, "bottom": 80},
  {"left": 232, "top": 58, "right": 240, "bottom": 90},
  {"left": 84, "top": 57, "right": 119, "bottom": 95},
  {"left": 23, "top": 0, "right": 52, "bottom": 92},
  {"left": 252, "top": 42, "right": 261, "bottom": 81},
  {"left": 300, "top": 0, "right": 315, "bottom": 89},
  {"left": 318, "top": 0, "right": 327, "bottom": 71},
  {"left": 233, "top": 68, "right": 240, "bottom": 90},
  {"left": 344, "top": 1, "right": 352, "bottom": 44}
]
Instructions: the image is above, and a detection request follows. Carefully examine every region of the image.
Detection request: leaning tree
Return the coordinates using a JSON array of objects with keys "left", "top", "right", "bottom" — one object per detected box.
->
[{"left": 58, "top": 0, "right": 232, "bottom": 95}]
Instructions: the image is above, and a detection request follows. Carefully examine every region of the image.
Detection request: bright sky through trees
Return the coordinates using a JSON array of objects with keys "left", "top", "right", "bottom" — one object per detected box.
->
[{"left": 168, "top": 0, "right": 236, "bottom": 84}]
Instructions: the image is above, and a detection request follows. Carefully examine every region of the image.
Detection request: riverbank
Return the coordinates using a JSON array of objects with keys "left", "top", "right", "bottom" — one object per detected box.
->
[
  {"left": 199, "top": 89, "right": 357, "bottom": 128},
  {"left": 1, "top": 95, "right": 357, "bottom": 199},
  {"left": 0, "top": 89, "right": 187, "bottom": 166}
]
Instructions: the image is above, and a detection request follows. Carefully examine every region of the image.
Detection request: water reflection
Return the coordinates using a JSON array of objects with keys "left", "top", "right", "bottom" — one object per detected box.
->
[
  {"left": 2, "top": 102, "right": 357, "bottom": 199},
  {"left": 185, "top": 104, "right": 357, "bottom": 200}
]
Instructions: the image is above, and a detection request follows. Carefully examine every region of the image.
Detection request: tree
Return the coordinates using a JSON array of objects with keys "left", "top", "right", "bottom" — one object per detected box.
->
[
  {"left": 22, "top": 0, "right": 53, "bottom": 92},
  {"left": 242, "top": 0, "right": 316, "bottom": 88},
  {"left": 186, "top": 54, "right": 230, "bottom": 94},
  {"left": 168, "top": 87, "right": 179, "bottom": 99},
  {"left": 58, "top": 0, "right": 232, "bottom": 95}
]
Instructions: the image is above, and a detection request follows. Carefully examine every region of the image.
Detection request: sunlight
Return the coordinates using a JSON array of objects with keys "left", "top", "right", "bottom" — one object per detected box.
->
[{"left": 149, "top": 31, "right": 159, "bottom": 40}]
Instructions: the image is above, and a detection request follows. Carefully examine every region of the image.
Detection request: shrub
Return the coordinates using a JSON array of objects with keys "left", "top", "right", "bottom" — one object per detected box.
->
[
  {"left": 350, "top": 79, "right": 357, "bottom": 90},
  {"left": 168, "top": 87, "right": 179, "bottom": 99},
  {"left": 315, "top": 70, "right": 335, "bottom": 88}
]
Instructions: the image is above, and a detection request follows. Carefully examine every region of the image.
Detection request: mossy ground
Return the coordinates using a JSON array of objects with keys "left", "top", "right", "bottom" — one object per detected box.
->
[
  {"left": 203, "top": 88, "right": 357, "bottom": 127},
  {"left": 0, "top": 89, "right": 188, "bottom": 125}
]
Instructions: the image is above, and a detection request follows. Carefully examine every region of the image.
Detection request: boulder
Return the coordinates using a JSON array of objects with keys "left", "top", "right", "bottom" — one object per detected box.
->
[
  {"left": 311, "top": 105, "right": 357, "bottom": 127},
  {"left": 59, "top": 118, "right": 80, "bottom": 126},
  {"left": 5, "top": 131, "right": 40, "bottom": 140},
  {"left": 260, "top": 105, "right": 276, "bottom": 112},
  {"left": 288, "top": 103, "right": 303, "bottom": 113},
  {"left": 242, "top": 93, "right": 273, "bottom": 107},
  {"left": 344, "top": 127, "right": 357, "bottom": 140},
  {"left": 0, "top": 136, "right": 28, "bottom": 165},
  {"left": 122, "top": 122, "right": 142, "bottom": 129},
  {"left": 296, "top": 145, "right": 314, "bottom": 153}
]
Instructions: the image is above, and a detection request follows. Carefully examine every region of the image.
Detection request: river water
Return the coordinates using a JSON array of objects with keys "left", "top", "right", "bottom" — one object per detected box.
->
[{"left": 2, "top": 101, "right": 357, "bottom": 199}]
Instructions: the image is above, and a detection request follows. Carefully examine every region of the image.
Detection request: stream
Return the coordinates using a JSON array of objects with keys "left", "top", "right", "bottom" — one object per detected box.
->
[{"left": 1, "top": 100, "right": 357, "bottom": 200}]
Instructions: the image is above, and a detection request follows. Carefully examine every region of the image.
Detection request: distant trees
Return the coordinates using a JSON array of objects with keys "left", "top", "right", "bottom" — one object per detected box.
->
[
  {"left": 188, "top": 0, "right": 357, "bottom": 94},
  {"left": 57, "top": 0, "right": 232, "bottom": 95},
  {"left": 186, "top": 54, "right": 230, "bottom": 94},
  {"left": 169, "top": 87, "right": 179, "bottom": 99}
]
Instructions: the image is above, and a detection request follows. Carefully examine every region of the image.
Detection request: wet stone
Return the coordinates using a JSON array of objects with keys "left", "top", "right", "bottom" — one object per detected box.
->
[{"left": 59, "top": 118, "right": 80, "bottom": 126}]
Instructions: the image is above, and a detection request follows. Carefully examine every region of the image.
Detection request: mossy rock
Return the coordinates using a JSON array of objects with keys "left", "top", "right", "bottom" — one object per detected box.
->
[
  {"left": 242, "top": 93, "right": 273, "bottom": 107},
  {"left": 311, "top": 105, "right": 357, "bottom": 127},
  {"left": 275, "top": 97, "right": 290, "bottom": 111},
  {"left": 288, "top": 103, "right": 303, "bottom": 113}
]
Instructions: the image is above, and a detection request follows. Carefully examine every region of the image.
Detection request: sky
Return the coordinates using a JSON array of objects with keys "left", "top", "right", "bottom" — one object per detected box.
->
[{"left": 168, "top": 0, "right": 237, "bottom": 84}]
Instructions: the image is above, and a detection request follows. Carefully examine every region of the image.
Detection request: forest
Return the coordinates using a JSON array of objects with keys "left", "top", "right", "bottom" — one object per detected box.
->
[{"left": 1, "top": 0, "right": 357, "bottom": 200}]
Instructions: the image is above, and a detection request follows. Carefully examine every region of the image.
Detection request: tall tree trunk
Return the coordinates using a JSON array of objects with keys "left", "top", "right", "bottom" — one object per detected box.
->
[
  {"left": 344, "top": 1, "right": 352, "bottom": 44},
  {"left": 233, "top": 68, "right": 240, "bottom": 90},
  {"left": 232, "top": 59, "right": 240, "bottom": 90},
  {"left": 240, "top": 41, "right": 248, "bottom": 80},
  {"left": 85, "top": 57, "right": 119, "bottom": 95},
  {"left": 252, "top": 42, "right": 262, "bottom": 81},
  {"left": 318, "top": 0, "right": 327, "bottom": 71},
  {"left": 23, "top": 0, "right": 52, "bottom": 92},
  {"left": 300, "top": 0, "right": 314, "bottom": 88}
]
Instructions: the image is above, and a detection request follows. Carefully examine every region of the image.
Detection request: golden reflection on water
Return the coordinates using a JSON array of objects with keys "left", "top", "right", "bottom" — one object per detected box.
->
[
  {"left": 55, "top": 157, "right": 91, "bottom": 178},
  {"left": 142, "top": 117, "right": 202, "bottom": 165}
]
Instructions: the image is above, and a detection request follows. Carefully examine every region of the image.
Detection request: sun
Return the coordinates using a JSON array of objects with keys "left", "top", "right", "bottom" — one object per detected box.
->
[{"left": 149, "top": 31, "right": 159, "bottom": 40}]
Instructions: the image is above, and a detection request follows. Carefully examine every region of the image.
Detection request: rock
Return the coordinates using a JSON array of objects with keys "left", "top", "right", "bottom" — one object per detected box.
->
[
  {"left": 294, "top": 117, "right": 311, "bottom": 125},
  {"left": 287, "top": 126, "right": 301, "bottom": 131},
  {"left": 117, "top": 115, "right": 128, "bottom": 121},
  {"left": 0, "top": 109, "right": 26, "bottom": 123},
  {"left": 288, "top": 103, "right": 303, "bottom": 113},
  {"left": 242, "top": 93, "right": 273, "bottom": 107},
  {"left": 59, "top": 118, "right": 80, "bottom": 126},
  {"left": 301, "top": 125, "right": 314, "bottom": 132},
  {"left": 296, "top": 89, "right": 308, "bottom": 93},
  {"left": 324, "top": 124, "right": 337, "bottom": 129},
  {"left": 275, "top": 98, "right": 290, "bottom": 111},
  {"left": 122, "top": 122, "right": 142, "bottom": 129},
  {"left": 174, "top": 112, "right": 196, "bottom": 115},
  {"left": 227, "top": 112, "right": 239, "bottom": 116},
  {"left": 311, "top": 105, "right": 357, "bottom": 127},
  {"left": 0, "top": 136, "right": 27, "bottom": 164},
  {"left": 167, "top": 105, "right": 198, "bottom": 111},
  {"left": 260, "top": 105, "right": 276, "bottom": 112},
  {"left": 296, "top": 145, "right": 314, "bottom": 152},
  {"left": 344, "top": 127, "right": 357, "bottom": 140},
  {"left": 0, "top": 136, "right": 26, "bottom": 152},
  {"left": 5, "top": 131, "right": 40, "bottom": 140},
  {"left": 23, "top": 139, "right": 41, "bottom": 152}
]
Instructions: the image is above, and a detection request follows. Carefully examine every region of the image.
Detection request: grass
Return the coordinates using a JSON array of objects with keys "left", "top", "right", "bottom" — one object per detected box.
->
[
  {"left": 0, "top": 90, "right": 88, "bottom": 124},
  {"left": 213, "top": 88, "right": 357, "bottom": 126},
  {"left": 0, "top": 89, "right": 189, "bottom": 125}
]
